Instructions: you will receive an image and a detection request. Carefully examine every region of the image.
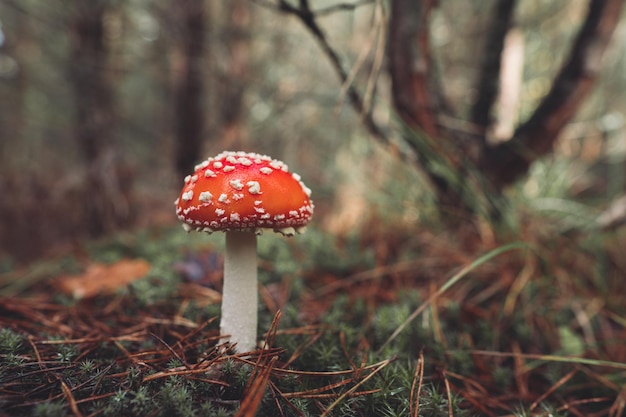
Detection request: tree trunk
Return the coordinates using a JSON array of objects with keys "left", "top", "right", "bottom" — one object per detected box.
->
[
  {"left": 388, "top": 0, "right": 478, "bottom": 216},
  {"left": 69, "top": 2, "right": 132, "bottom": 236},
  {"left": 173, "top": 0, "right": 207, "bottom": 178},
  {"left": 218, "top": 0, "right": 250, "bottom": 150},
  {"left": 388, "top": 0, "right": 626, "bottom": 213}
]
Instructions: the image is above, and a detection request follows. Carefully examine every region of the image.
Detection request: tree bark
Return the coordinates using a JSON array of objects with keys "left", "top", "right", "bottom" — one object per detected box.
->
[
  {"left": 388, "top": 0, "right": 477, "bottom": 215},
  {"left": 388, "top": 0, "right": 441, "bottom": 139}
]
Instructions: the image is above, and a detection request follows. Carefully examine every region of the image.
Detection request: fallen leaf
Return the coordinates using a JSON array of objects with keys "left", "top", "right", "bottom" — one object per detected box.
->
[{"left": 56, "top": 259, "right": 151, "bottom": 299}]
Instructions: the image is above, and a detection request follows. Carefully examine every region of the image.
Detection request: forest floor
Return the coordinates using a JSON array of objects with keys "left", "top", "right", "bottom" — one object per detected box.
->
[{"left": 1, "top": 218, "right": 626, "bottom": 417}]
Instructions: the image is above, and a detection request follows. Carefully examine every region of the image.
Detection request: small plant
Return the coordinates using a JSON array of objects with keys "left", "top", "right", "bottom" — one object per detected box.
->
[
  {"left": 418, "top": 383, "right": 474, "bottom": 417},
  {"left": 0, "top": 328, "right": 23, "bottom": 353},
  {"left": 78, "top": 359, "right": 96, "bottom": 374},
  {"left": 32, "top": 401, "right": 66, "bottom": 417},
  {"left": 2, "top": 352, "right": 25, "bottom": 367},
  {"left": 130, "top": 386, "right": 152, "bottom": 416},
  {"left": 55, "top": 344, "right": 78, "bottom": 362},
  {"left": 104, "top": 389, "right": 129, "bottom": 416}
]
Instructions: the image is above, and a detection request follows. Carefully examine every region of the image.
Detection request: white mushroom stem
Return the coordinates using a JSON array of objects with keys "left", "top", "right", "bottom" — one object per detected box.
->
[{"left": 221, "top": 231, "right": 258, "bottom": 352}]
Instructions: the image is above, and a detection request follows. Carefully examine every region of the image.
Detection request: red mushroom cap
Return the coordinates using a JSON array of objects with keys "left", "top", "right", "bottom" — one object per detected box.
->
[{"left": 175, "top": 151, "right": 314, "bottom": 235}]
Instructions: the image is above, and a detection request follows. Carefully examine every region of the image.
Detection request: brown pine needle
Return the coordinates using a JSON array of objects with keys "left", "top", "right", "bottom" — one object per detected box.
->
[
  {"left": 236, "top": 356, "right": 278, "bottom": 417},
  {"left": 279, "top": 378, "right": 356, "bottom": 399},
  {"left": 60, "top": 380, "right": 83, "bottom": 417},
  {"left": 319, "top": 356, "right": 395, "bottom": 417},
  {"left": 442, "top": 370, "right": 454, "bottom": 417},
  {"left": 409, "top": 349, "right": 425, "bottom": 417},
  {"left": 529, "top": 368, "right": 578, "bottom": 412},
  {"left": 150, "top": 332, "right": 189, "bottom": 369}
]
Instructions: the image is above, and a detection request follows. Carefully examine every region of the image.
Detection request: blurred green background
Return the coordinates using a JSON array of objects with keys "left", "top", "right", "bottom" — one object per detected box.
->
[{"left": 0, "top": 0, "right": 625, "bottom": 264}]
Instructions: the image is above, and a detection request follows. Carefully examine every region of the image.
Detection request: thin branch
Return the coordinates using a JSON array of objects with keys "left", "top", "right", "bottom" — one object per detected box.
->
[
  {"left": 253, "top": 0, "right": 390, "bottom": 145},
  {"left": 252, "top": 0, "right": 375, "bottom": 16}
]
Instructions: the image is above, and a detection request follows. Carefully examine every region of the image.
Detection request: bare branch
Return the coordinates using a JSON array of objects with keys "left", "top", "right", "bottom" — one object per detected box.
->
[
  {"left": 481, "top": 0, "right": 626, "bottom": 188},
  {"left": 254, "top": 0, "right": 389, "bottom": 144},
  {"left": 252, "top": 0, "right": 375, "bottom": 16}
]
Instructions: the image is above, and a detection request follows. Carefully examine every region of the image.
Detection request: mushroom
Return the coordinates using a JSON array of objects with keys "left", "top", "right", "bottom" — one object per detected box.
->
[{"left": 175, "top": 151, "right": 314, "bottom": 352}]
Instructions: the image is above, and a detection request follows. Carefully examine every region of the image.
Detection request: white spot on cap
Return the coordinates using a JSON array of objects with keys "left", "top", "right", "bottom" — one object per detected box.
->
[
  {"left": 213, "top": 161, "right": 223, "bottom": 169},
  {"left": 230, "top": 213, "right": 241, "bottom": 222},
  {"left": 205, "top": 169, "right": 216, "bottom": 178},
  {"left": 247, "top": 181, "right": 261, "bottom": 195},
  {"left": 233, "top": 193, "right": 244, "bottom": 200},
  {"left": 184, "top": 175, "right": 192, "bottom": 184},
  {"left": 223, "top": 166, "right": 235, "bottom": 172},
  {"left": 218, "top": 193, "right": 229, "bottom": 203},
  {"left": 270, "top": 160, "right": 285, "bottom": 170},
  {"left": 199, "top": 191, "right": 213, "bottom": 202},
  {"left": 182, "top": 190, "right": 194, "bottom": 201},
  {"left": 215, "top": 208, "right": 225, "bottom": 216},
  {"left": 260, "top": 167, "right": 273, "bottom": 175},
  {"left": 229, "top": 179, "right": 244, "bottom": 190},
  {"left": 238, "top": 157, "right": 252, "bottom": 166},
  {"left": 194, "top": 160, "right": 209, "bottom": 171}
]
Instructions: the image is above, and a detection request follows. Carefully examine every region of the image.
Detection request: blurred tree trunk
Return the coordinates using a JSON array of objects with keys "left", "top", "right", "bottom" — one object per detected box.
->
[
  {"left": 388, "top": 0, "right": 473, "bottom": 215},
  {"left": 0, "top": 6, "right": 27, "bottom": 170},
  {"left": 69, "top": 2, "right": 133, "bottom": 236},
  {"left": 173, "top": 0, "right": 207, "bottom": 178},
  {"left": 388, "top": 0, "right": 625, "bottom": 216},
  {"left": 218, "top": 0, "right": 250, "bottom": 149}
]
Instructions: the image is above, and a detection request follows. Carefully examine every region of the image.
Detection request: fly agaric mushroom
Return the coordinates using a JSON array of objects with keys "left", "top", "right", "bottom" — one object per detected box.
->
[{"left": 175, "top": 151, "right": 314, "bottom": 352}]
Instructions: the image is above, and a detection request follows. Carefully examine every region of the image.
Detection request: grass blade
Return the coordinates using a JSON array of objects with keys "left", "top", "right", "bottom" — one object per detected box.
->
[{"left": 378, "top": 242, "right": 527, "bottom": 352}]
